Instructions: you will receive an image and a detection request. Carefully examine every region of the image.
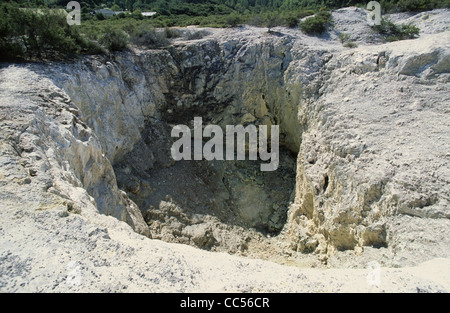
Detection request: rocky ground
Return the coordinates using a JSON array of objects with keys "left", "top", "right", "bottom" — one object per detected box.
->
[{"left": 0, "top": 7, "right": 449, "bottom": 292}]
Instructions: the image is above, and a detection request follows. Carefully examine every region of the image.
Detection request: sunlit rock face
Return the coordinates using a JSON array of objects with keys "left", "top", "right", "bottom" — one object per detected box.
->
[{"left": 1, "top": 8, "right": 449, "bottom": 275}]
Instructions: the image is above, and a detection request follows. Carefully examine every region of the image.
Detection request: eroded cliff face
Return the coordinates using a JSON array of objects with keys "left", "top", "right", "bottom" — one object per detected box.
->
[
  {"left": 37, "top": 31, "right": 305, "bottom": 260},
  {"left": 287, "top": 39, "right": 450, "bottom": 265},
  {"left": 1, "top": 8, "right": 449, "bottom": 269}
]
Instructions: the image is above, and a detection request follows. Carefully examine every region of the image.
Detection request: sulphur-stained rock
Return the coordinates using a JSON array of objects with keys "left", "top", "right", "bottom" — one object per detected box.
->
[{"left": 0, "top": 66, "right": 148, "bottom": 237}]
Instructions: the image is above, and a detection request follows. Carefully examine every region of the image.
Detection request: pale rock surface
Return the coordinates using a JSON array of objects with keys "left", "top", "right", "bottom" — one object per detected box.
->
[{"left": 0, "top": 8, "right": 449, "bottom": 292}]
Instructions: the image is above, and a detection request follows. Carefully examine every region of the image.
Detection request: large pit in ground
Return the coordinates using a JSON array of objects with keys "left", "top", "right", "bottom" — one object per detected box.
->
[
  {"left": 113, "top": 111, "right": 299, "bottom": 257},
  {"left": 5, "top": 16, "right": 449, "bottom": 274},
  {"left": 72, "top": 38, "right": 307, "bottom": 260},
  {"left": 50, "top": 34, "right": 312, "bottom": 262}
]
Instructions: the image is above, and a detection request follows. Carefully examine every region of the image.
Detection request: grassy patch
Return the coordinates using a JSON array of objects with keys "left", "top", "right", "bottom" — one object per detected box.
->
[{"left": 339, "top": 32, "right": 357, "bottom": 48}]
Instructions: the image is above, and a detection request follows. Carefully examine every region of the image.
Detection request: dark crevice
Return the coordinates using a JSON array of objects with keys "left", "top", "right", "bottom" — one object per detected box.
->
[{"left": 323, "top": 174, "right": 329, "bottom": 192}]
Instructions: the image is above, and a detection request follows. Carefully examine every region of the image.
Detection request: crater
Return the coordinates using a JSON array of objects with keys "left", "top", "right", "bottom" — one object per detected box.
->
[{"left": 113, "top": 106, "right": 298, "bottom": 258}]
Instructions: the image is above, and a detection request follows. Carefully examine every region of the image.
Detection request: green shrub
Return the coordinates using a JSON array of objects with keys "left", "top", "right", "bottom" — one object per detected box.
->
[
  {"left": 82, "top": 40, "right": 105, "bottom": 55},
  {"left": 338, "top": 32, "right": 358, "bottom": 48},
  {"left": 0, "top": 3, "right": 91, "bottom": 61},
  {"left": 398, "top": 22, "right": 421, "bottom": 39},
  {"left": 248, "top": 15, "right": 264, "bottom": 27},
  {"left": 164, "top": 27, "right": 182, "bottom": 39},
  {"left": 300, "top": 17, "right": 325, "bottom": 34},
  {"left": 372, "top": 18, "right": 398, "bottom": 35},
  {"left": 0, "top": 38, "right": 23, "bottom": 61},
  {"left": 283, "top": 13, "right": 299, "bottom": 28},
  {"left": 100, "top": 28, "right": 129, "bottom": 51},
  {"left": 96, "top": 12, "right": 105, "bottom": 21},
  {"left": 226, "top": 13, "right": 243, "bottom": 28},
  {"left": 296, "top": 10, "right": 316, "bottom": 19},
  {"left": 264, "top": 12, "right": 282, "bottom": 32},
  {"left": 132, "top": 27, "right": 169, "bottom": 49},
  {"left": 338, "top": 32, "right": 351, "bottom": 44},
  {"left": 343, "top": 42, "right": 358, "bottom": 48},
  {"left": 398, "top": 0, "right": 433, "bottom": 11},
  {"left": 132, "top": 10, "right": 143, "bottom": 20},
  {"left": 373, "top": 18, "right": 420, "bottom": 41},
  {"left": 184, "top": 30, "right": 210, "bottom": 40},
  {"left": 299, "top": 11, "right": 333, "bottom": 35},
  {"left": 282, "top": 10, "right": 314, "bottom": 28}
]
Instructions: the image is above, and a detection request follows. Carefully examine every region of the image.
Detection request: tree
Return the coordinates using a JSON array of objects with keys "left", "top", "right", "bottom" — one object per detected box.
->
[
  {"left": 264, "top": 12, "right": 279, "bottom": 32},
  {"left": 132, "top": 10, "right": 143, "bottom": 19},
  {"left": 283, "top": 12, "right": 299, "bottom": 27},
  {"left": 0, "top": 3, "right": 98, "bottom": 61},
  {"left": 111, "top": 4, "right": 122, "bottom": 11},
  {"left": 226, "top": 12, "right": 242, "bottom": 27}
]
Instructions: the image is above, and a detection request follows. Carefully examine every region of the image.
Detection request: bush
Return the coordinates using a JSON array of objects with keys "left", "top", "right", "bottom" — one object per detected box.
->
[
  {"left": 184, "top": 30, "right": 210, "bottom": 40},
  {"left": 132, "top": 10, "right": 143, "bottom": 20},
  {"left": 96, "top": 12, "right": 105, "bottom": 21},
  {"left": 282, "top": 11, "right": 314, "bottom": 28},
  {"left": 0, "top": 3, "right": 91, "bottom": 61},
  {"left": 299, "top": 11, "right": 333, "bottom": 35},
  {"left": 343, "top": 42, "right": 358, "bottom": 48},
  {"left": 164, "top": 27, "right": 182, "bottom": 39},
  {"left": 338, "top": 32, "right": 351, "bottom": 44},
  {"left": 132, "top": 27, "right": 169, "bottom": 48},
  {"left": 264, "top": 12, "right": 282, "bottom": 32},
  {"left": 373, "top": 18, "right": 420, "bottom": 41},
  {"left": 398, "top": 22, "right": 421, "bottom": 39},
  {"left": 79, "top": 37, "right": 106, "bottom": 55},
  {"left": 296, "top": 10, "right": 316, "bottom": 19},
  {"left": 248, "top": 15, "right": 264, "bottom": 27},
  {"left": 372, "top": 18, "right": 398, "bottom": 35},
  {"left": 198, "top": 15, "right": 228, "bottom": 28},
  {"left": 300, "top": 18, "right": 325, "bottom": 34},
  {"left": 226, "top": 13, "right": 243, "bottom": 28},
  {"left": 100, "top": 28, "right": 129, "bottom": 51},
  {"left": 398, "top": 0, "right": 434, "bottom": 11},
  {"left": 339, "top": 32, "right": 357, "bottom": 48},
  {"left": 283, "top": 13, "right": 299, "bottom": 28}
]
